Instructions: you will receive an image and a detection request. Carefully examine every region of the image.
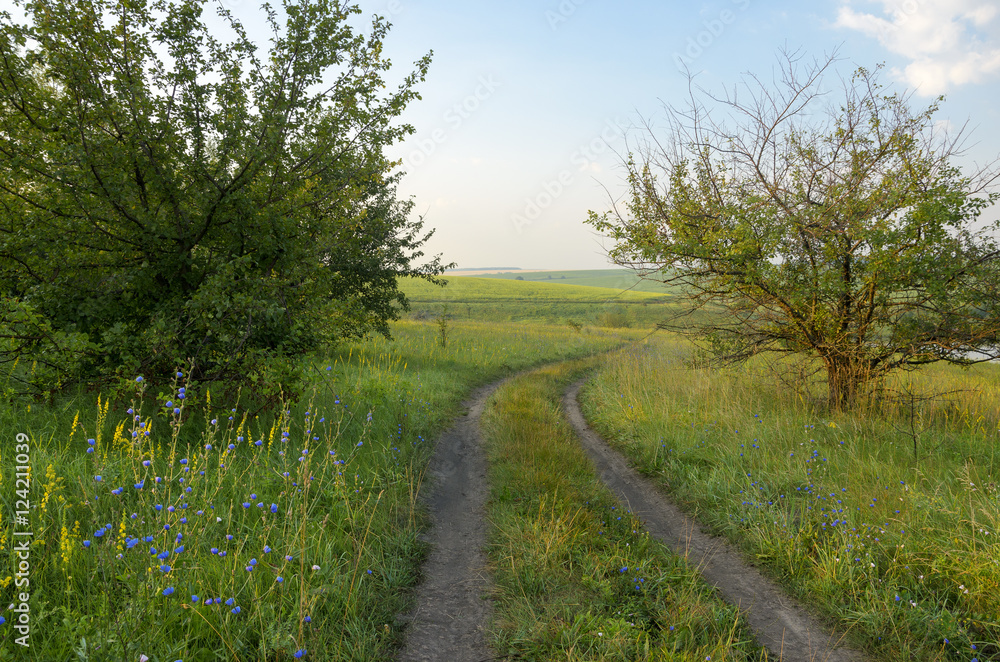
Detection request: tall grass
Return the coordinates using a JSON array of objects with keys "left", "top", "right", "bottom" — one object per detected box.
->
[
  {"left": 482, "top": 359, "right": 768, "bottom": 661},
  {"left": 582, "top": 335, "right": 1000, "bottom": 662},
  {"left": 0, "top": 320, "right": 627, "bottom": 660}
]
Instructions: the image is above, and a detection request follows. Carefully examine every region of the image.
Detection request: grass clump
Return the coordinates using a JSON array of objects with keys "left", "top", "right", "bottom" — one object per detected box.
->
[
  {"left": 482, "top": 358, "right": 768, "bottom": 661},
  {"left": 581, "top": 335, "right": 1000, "bottom": 662}
]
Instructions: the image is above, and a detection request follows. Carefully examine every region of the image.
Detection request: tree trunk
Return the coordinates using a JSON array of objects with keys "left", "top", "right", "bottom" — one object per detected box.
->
[{"left": 825, "top": 355, "right": 860, "bottom": 412}]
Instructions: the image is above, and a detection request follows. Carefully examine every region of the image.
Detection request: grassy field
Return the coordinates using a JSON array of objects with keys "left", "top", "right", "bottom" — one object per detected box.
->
[
  {"left": 482, "top": 359, "right": 768, "bottom": 661},
  {"left": 581, "top": 335, "right": 1000, "bottom": 662},
  {"left": 6, "top": 273, "right": 1000, "bottom": 661},
  {"left": 0, "top": 319, "right": 630, "bottom": 660},
  {"left": 460, "top": 268, "right": 672, "bottom": 293},
  {"left": 399, "top": 275, "right": 673, "bottom": 328}
]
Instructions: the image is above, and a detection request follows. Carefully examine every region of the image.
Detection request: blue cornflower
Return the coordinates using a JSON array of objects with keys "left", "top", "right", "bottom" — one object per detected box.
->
[
  {"left": 163, "top": 587, "right": 174, "bottom": 596},
  {"left": 83, "top": 540, "right": 91, "bottom": 548},
  {"left": 160, "top": 565, "right": 171, "bottom": 573},
  {"left": 294, "top": 649, "right": 306, "bottom": 658}
]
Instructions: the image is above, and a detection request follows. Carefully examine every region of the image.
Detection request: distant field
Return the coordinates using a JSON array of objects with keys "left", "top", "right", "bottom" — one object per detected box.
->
[
  {"left": 463, "top": 268, "right": 672, "bottom": 293},
  {"left": 399, "top": 275, "right": 674, "bottom": 328}
]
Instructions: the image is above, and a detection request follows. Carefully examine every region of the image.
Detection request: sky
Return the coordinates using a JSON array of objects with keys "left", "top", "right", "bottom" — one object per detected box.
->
[{"left": 129, "top": 0, "right": 1000, "bottom": 269}]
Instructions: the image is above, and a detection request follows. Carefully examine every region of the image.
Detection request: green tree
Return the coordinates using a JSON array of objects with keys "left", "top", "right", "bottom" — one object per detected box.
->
[
  {"left": 589, "top": 52, "right": 1000, "bottom": 411},
  {"left": 0, "top": 0, "right": 446, "bottom": 397}
]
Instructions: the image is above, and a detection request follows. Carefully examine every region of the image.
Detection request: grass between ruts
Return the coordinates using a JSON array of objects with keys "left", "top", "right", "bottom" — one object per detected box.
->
[
  {"left": 0, "top": 320, "right": 632, "bottom": 661},
  {"left": 580, "top": 335, "right": 1000, "bottom": 662},
  {"left": 482, "top": 358, "right": 770, "bottom": 661}
]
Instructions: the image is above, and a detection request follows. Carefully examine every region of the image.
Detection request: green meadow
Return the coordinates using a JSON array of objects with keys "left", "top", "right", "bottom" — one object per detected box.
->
[
  {"left": 2, "top": 271, "right": 999, "bottom": 661},
  {"left": 457, "top": 268, "right": 672, "bottom": 293},
  {"left": 399, "top": 274, "right": 673, "bottom": 328}
]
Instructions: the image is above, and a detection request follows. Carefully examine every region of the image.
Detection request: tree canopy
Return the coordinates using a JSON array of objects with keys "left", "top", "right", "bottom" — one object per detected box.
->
[
  {"left": 0, "top": 0, "right": 445, "bottom": 399},
  {"left": 589, "top": 52, "right": 1000, "bottom": 410}
]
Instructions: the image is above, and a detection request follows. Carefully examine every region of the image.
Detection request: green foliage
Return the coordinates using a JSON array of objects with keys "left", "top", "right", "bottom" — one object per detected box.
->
[
  {"left": 589, "top": 54, "right": 1000, "bottom": 410},
  {"left": 0, "top": 0, "right": 446, "bottom": 395}
]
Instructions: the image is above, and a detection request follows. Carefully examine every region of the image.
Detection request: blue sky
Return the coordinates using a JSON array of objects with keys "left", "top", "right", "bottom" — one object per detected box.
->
[{"left": 209, "top": 1, "right": 1000, "bottom": 268}]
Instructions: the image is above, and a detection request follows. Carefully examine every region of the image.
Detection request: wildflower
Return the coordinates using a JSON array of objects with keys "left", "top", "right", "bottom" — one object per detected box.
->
[
  {"left": 163, "top": 587, "right": 174, "bottom": 596},
  {"left": 136, "top": 376, "right": 143, "bottom": 382},
  {"left": 192, "top": 595, "right": 199, "bottom": 602},
  {"left": 166, "top": 401, "right": 173, "bottom": 408},
  {"left": 95, "top": 476, "right": 103, "bottom": 482},
  {"left": 294, "top": 650, "right": 306, "bottom": 659},
  {"left": 225, "top": 598, "right": 234, "bottom": 606},
  {"left": 83, "top": 540, "right": 91, "bottom": 548},
  {"left": 180, "top": 458, "right": 188, "bottom": 465},
  {"left": 160, "top": 565, "right": 171, "bottom": 573},
  {"left": 303, "top": 615, "right": 312, "bottom": 623},
  {"left": 231, "top": 606, "right": 241, "bottom": 614},
  {"left": 276, "top": 576, "right": 284, "bottom": 583}
]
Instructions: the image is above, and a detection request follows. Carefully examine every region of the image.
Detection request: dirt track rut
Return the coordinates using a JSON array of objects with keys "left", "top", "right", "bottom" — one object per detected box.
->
[
  {"left": 564, "top": 379, "right": 867, "bottom": 662},
  {"left": 396, "top": 381, "right": 499, "bottom": 662}
]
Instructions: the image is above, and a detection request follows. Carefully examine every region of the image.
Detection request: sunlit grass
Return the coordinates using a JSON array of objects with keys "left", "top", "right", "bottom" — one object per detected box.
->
[
  {"left": 581, "top": 334, "right": 1000, "bottom": 662},
  {"left": 483, "top": 359, "right": 768, "bottom": 661},
  {"left": 0, "top": 320, "right": 628, "bottom": 660}
]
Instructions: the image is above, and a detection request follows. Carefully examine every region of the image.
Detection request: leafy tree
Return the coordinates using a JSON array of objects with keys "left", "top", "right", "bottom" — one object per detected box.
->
[
  {"left": 589, "top": 52, "right": 1000, "bottom": 410},
  {"left": 0, "top": 0, "right": 446, "bottom": 398}
]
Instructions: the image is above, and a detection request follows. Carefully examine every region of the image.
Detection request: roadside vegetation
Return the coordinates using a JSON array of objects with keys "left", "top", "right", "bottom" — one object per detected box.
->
[
  {"left": 0, "top": 319, "right": 625, "bottom": 660},
  {"left": 581, "top": 334, "right": 1000, "bottom": 662},
  {"left": 482, "top": 359, "right": 768, "bottom": 661}
]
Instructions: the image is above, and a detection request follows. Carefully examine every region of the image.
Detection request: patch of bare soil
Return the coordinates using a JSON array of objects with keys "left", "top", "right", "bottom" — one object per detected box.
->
[
  {"left": 395, "top": 381, "right": 500, "bottom": 662},
  {"left": 564, "top": 379, "right": 868, "bottom": 662}
]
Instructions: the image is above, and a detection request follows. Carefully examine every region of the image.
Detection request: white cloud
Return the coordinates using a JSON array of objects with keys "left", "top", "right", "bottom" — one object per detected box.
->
[{"left": 835, "top": 0, "right": 1000, "bottom": 94}]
